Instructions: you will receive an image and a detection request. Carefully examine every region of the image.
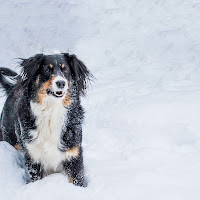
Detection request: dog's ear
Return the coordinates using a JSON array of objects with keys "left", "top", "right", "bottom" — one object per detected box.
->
[
  {"left": 63, "top": 53, "right": 93, "bottom": 95},
  {"left": 19, "top": 54, "right": 44, "bottom": 84}
]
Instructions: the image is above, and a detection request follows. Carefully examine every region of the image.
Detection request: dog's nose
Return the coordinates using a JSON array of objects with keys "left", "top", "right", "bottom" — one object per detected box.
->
[{"left": 56, "top": 80, "right": 65, "bottom": 89}]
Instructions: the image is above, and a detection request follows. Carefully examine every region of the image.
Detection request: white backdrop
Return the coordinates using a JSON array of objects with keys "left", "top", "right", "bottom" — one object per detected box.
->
[{"left": 0, "top": 1, "right": 200, "bottom": 199}]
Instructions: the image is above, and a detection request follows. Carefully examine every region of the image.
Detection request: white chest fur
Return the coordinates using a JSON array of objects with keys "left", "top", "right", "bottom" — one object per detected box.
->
[{"left": 26, "top": 97, "right": 73, "bottom": 173}]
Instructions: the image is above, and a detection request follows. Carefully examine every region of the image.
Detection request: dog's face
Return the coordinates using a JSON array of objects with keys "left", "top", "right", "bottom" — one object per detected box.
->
[
  {"left": 20, "top": 53, "right": 92, "bottom": 104},
  {"left": 37, "top": 55, "right": 71, "bottom": 99}
]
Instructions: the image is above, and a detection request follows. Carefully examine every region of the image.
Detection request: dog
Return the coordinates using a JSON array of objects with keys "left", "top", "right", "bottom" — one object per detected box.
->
[{"left": 0, "top": 53, "right": 92, "bottom": 187}]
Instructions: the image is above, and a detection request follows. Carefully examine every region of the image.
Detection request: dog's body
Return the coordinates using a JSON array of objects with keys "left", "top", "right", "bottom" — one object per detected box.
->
[{"left": 0, "top": 53, "right": 92, "bottom": 187}]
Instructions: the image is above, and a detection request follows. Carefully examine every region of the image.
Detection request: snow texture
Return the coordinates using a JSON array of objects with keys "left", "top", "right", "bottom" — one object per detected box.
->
[{"left": 0, "top": 0, "right": 200, "bottom": 199}]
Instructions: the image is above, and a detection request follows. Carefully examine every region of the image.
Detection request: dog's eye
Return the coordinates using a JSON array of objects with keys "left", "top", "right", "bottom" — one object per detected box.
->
[
  {"left": 62, "top": 67, "right": 67, "bottom": 71},
  {"left": 61, "top": 64, "right": 67, "bottom": 71},
  {"left": 45, "top": 68, "right": 50, "bottom": 73},
  {"left": 44, "top": 65, "right": 53, "bottom": 73}
]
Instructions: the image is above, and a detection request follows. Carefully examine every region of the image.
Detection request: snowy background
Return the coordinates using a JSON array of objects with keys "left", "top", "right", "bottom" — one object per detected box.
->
[{"left": 0, "top": 0, "right": 200, "bottom": 199}]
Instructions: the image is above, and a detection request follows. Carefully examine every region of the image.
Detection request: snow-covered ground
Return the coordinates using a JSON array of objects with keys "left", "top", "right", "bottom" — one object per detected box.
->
[{"left": 0, "top": 0, "right": 200, "bottom": 199}]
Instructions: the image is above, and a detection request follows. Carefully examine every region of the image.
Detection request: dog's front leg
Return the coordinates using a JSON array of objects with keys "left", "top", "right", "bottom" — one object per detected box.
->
[
  {"left": 24, "top": 152, "right": 43, "bottom": 182},
  {"left": 63, "top": 146, "right": 87, "bottom": 187}
]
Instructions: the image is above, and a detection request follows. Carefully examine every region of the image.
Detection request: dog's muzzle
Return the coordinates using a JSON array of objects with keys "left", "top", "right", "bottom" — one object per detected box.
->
[{"left": 51, "top": 76, "right": 68, "bottom": 98}]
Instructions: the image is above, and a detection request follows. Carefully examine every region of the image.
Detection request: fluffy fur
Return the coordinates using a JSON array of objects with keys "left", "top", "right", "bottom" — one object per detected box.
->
[{"left": 0, "top": 53, "right": 93, "bottom": 187}]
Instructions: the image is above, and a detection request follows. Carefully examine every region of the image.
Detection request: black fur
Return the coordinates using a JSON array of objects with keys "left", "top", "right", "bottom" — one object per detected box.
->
[
  {"left": 63, "top": 146, "right": 85, "bottom": 186},
  {"left": 0, "top": 68, "right": 18, "bottom": 95},
  {"left": 63, "top": 53, "right": 93, "bottom": 96},
  {"left": 0, "top": 53, "right": 92, "bottom": 187},
  {"left": 19, "top": 54, "right": 44, "bottom": 86}
]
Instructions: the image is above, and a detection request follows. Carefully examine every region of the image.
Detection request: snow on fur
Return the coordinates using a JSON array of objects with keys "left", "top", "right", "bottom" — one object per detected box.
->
[{"left": 0, "top": 0, "right": 200, "bottom": 199}]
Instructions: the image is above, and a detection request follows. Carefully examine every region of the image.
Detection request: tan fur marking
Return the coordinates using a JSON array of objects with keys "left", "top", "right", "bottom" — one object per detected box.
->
[
  {"left": 61, "top": 64, "right": 65, "bottom": 68},
  {"left": 67, "top": 146, "right": 79, "bottom": 158},
  {"left": 50, "top": 64, "right": 53, "bottom": 68},
  {"left": 37, "top": 76, "right": 55, "bottom": 104},
  {"left": 14, "top": 144, "right": 20, "bottom": 151},
  {"left": 36, "top": 75, "right": 40, "bottom": 85},
  {"left": 62, "top": 93, "right": 72, "bottom": 107},
  {"left": 68, "top": 175, "right": 73, "bottom": 183}
]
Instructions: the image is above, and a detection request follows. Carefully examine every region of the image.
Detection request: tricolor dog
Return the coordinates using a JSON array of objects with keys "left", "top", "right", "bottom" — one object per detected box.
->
[{"left": 0, "top": 53, "right": 93, "bottom": 187}]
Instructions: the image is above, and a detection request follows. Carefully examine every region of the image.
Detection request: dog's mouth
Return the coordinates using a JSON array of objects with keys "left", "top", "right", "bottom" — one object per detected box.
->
[
  {"left": 46, "top": 89, "right": 65, "bottom": 98},
  {"left": 54, "top": 91, "right": 64, "bottom": 97}
]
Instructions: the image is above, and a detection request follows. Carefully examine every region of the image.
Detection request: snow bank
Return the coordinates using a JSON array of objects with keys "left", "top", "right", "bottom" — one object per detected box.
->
[{"left": 0, "top": 0, "right": 200, "bottom": 199}]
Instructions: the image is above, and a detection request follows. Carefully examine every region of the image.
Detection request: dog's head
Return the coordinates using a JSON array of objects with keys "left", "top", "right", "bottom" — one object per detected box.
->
[{"left": 19, "top": 53, "right": 92, "bottom": 104}]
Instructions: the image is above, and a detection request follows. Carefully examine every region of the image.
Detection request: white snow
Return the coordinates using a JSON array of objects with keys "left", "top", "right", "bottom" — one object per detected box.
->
[{"left": 0, "top": 0, "right": 200, "bottom": 199}]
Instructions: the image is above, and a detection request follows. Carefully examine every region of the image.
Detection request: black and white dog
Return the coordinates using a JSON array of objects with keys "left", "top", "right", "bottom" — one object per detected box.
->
[{"left": 0, "top": 53, "right": 92, "bottom": 187}]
